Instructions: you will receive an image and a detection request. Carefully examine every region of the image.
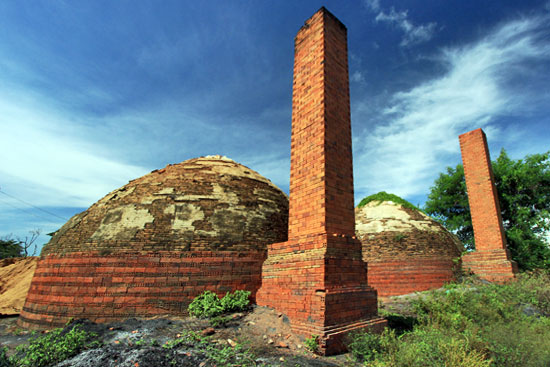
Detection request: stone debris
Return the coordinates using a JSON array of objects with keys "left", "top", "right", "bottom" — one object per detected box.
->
[
  {"left": 277, "top": 341, "right": 289, "bottom": 348},
  {"left": 201, "top": 327, "right": 215, "bottom": 336}
]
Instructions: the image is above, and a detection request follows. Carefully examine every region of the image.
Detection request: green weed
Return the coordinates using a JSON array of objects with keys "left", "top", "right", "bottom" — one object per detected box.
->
[
  {"left": 0, "top": 347, "right": 13, "bottom": 367},
  {"left": 304, "top": 335, "right": 318, "bottom": 353},
  {"left": 205, "top": 340, "right": 256, "bottom": 367},
  {"left": 209, "top": 315, "right": 232, "bottom": 328}
]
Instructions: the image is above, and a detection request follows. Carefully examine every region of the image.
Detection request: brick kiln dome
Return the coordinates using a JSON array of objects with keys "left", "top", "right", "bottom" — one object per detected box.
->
[
  {"left": 42, "top": 155, "right": 288, "bottom": 255},
  {"left": 20, "top": 156, "right": 288, "bottom": 329},
  {"left": 355, "top": 193, "right": 463, "bottom": 297}
]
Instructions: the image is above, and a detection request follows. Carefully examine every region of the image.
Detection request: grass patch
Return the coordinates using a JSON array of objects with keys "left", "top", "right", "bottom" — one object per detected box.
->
[
  {"left": 163, "top": 330, "right": 257, "bottom": 367},
  {"left": 348, "top": 271, "right": 550, "bottom": 366},
  {"left": 8, "top": 324, "right": 100, "bottom": 367}
]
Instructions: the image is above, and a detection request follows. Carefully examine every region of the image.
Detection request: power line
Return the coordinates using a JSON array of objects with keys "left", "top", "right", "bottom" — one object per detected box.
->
[
  {"left": 0, "top": 186, "right": 68, "bottom": 221},
  {"left": 0, "top": 196, "right": 54, "bottom": 222}
]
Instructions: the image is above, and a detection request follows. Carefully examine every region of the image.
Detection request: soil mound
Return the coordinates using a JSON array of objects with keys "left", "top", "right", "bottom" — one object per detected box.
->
[{"left": 0, "top": 257, "right": 38, "bottom": 315}]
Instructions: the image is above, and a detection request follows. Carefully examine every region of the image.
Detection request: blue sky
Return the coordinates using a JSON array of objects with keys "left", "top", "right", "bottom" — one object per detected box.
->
[{"left": 1, "top": 0, "right": 549, "bottom": 253}]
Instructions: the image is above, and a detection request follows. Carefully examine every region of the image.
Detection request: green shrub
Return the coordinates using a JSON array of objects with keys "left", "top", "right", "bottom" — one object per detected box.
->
[
  {"left": 393, "top": 327, "right": 490, "bottom": 367},
  {"left": 220, "top": 290, "right": 251, "bottom": 313},
  {"left": 188, "top": 291, "right": 224, "bottom": 318},
  {"left": 483, "top": 318, "right": 550, "bottom": 367},
  {"left": 12, "top": 324, "right": 100, "bottom": 367},
  {"left": 188, "top": 290, "right": 251, "bottom": 318},
  {"left": 347, "top": 330, "right": 396, "bottom": 362}
]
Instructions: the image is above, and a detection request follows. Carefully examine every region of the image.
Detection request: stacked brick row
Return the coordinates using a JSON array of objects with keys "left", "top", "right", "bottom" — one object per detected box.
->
[
  {"left": 19, "top": 251, "right": 265, "bottom": 329},
  {"left": 367, "top": 258, "right": 459, "bottom": 296},
  {"left": 459, "top": 129, "right": 518, "bottom": 282}
]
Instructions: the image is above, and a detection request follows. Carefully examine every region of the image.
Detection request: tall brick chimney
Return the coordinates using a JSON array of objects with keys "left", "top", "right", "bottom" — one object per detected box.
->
[
  {"left": 256, "top": 7, "right": 386, "bottom": 355},
  {"left": 459, "top": 128, "right": 518, "bottom": 281}
]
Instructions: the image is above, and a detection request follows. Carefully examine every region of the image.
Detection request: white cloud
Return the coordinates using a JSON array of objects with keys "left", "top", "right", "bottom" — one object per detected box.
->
[
  {"left": 375, "top": 7, "right": 437, "bottom": 46},
  {"left": 354, "top": 15, "right": 550, "bottom": 201}
]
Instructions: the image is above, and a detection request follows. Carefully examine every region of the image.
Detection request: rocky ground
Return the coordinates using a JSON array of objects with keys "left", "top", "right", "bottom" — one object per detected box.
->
[{"left": 1, "top": 306, "right": 356, "bottom": 367}]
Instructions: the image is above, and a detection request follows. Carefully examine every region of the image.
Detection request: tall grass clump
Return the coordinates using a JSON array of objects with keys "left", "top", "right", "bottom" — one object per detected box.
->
[{"left": 348, "top": 271, "right": 550, "bottom": 366}]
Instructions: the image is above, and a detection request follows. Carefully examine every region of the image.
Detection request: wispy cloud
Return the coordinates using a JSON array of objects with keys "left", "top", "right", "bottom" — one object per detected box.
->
[
  {"left": 0, "top": 93, "right": 150, "bottom": 209},
  {"left": 364, "top": 0, "right": 381, "bottom": 12},
  {"left": 351, "top": 71, "right": 365, "bottom": 83},
  {"left": 354, "top": 14, "right": 550, "bottom": 201},
  {"left": 364, "top": 1, "right": 436, "bottom": 47}
]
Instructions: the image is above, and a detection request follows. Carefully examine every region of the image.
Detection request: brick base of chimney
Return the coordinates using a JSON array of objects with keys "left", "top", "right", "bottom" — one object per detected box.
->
[
  {"left": 462, "top": 249, "right": 518, "bottom": 283},
  {"left": 256, "top": 235, "right": 386, "bottom": 355}
]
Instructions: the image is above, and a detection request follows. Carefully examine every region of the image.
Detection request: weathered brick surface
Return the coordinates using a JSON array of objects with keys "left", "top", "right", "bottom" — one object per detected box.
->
[
  {"left": 42, "top": 156, "right": 288, "bottom": 255},
  {"left": 18, "top": 251, "right": 265, "bottom": 329},
  {"left": 356, "top": 202, "right": 463, "bottom": 296},
  {"left": 459, "top": 129, "right": 518, "bottom": 282},
  {"left": 256, "top": 8, "right": 385, "bottom": 355}
]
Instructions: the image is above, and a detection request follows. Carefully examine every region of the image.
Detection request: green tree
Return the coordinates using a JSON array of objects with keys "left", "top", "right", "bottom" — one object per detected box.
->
[
  {"left": 425, "top": 149, "right": 550, "bottom": 270},
  {"left": 0, "top": 235, "right": 23, "bottom": 259}
]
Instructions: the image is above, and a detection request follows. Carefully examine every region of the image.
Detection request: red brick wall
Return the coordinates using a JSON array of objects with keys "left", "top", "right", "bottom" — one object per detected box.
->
[
  {"left": 257, "top": 8, "right": 384, "bottom": 355},
  {"left": 367, "top": 257, "right": 460, "bottom": 297},
  {"left": 18, "top": 251, "right": 265, "bottom": 329},
  {"left": 459, "top": 128, "right": 517, "bottom": 281}
]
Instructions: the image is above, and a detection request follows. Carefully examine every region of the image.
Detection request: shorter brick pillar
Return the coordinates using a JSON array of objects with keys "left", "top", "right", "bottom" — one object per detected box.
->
[{"left": 459, "top": 128, "right": 518, "bottom": 281}]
